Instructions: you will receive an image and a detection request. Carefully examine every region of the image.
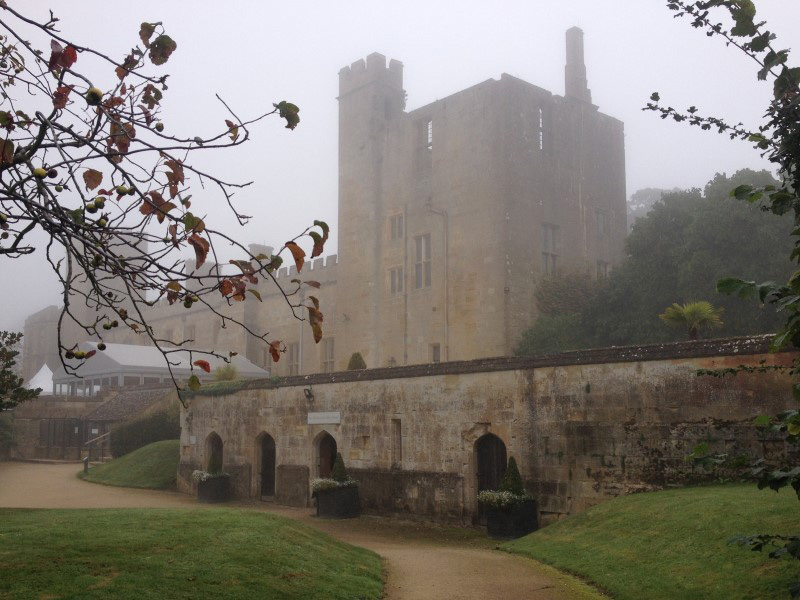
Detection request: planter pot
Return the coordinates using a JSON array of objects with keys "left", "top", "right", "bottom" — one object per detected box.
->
[
  {"left": 486, "top": 499, "right": 538, "bottom": 539},
  {"left": 197, "top": 476, "right": 231, "bottom": 503},
  {"left": 314, "top": 485, "right": 360, "bottom": 519}
]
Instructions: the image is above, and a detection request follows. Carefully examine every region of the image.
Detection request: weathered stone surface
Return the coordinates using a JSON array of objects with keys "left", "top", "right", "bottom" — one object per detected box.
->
[{"left": 180, "top": 336, "right": 798, "bottom": 525}]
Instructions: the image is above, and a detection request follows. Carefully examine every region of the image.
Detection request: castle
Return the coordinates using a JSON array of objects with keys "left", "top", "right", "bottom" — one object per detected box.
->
[{"left": 23, "top": 28, "right": 626, "bottom": 383}]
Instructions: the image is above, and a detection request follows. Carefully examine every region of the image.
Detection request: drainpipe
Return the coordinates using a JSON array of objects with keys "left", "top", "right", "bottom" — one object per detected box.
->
[
  {"left": 403, "top": 204, "right": 409, "bottom": 365},
  {"left": 427, "top": 204, "right": 449, "bottom": 361}
]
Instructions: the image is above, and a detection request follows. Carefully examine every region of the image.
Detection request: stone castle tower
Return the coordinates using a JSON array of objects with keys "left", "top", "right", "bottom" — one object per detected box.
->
[{"left": 24, "top": 28, "right": 625, "bottom": 379}]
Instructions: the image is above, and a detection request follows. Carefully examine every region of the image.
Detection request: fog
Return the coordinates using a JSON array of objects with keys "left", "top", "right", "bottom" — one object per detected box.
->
[{"left": 3, "top": 0, "right": 799, "bottom": 331}]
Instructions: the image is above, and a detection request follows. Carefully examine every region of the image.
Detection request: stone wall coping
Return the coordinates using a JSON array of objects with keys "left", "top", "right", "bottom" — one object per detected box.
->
[{"left": 215, "top": 335, "right": 785, "bottom": 393}]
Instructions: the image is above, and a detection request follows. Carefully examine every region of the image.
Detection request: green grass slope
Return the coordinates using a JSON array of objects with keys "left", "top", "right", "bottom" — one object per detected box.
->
[
  {"left": 79, "top": 439, "right": 179, "bottom": 490},
  {"left": 0, "top": 508, "right": 382, "bottom": 600},
  {"left": 505, "top": 484, "right": 799, "bottom": 599}
]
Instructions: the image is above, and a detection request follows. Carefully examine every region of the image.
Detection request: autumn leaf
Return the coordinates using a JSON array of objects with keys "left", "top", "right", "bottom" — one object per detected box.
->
[
  {"left": 139, "top": 22, "right": 157, "bottom": 48},
  {"left": 285, "top": 241, "right": 305, "bottom": 272},
  {"left": 188, "top": 233, "right": 210, "bottom": 269},
  {"left": 309, "top": 231, "right": 324, "bottom": 258},
  {"left": 304, "top": 280, "right": 321, "bottom": 289},
  {"left": 183, "top": 212, "right": 205, "bottom": 233},
  {"left": 193, "top": 359, "right": 211, "bottom": 373},
  {"left": 52, "top": 85, "right": 73, "bottom": 109},
  {"left": 187, "top": 374, "right": 201, "bottom": 391},
  {"left": 269, "top": 340, "right": 282, "bottom": 363},
  {"left": 219, "top": 279, "right": 234, "bottom": 297},
  {"left": 308, "top": 295, "right": 320, "bottom": 310},
  {"left": 225, "top": 119, "right": 239, "bottom": 142},
  {"left": 139, "top": 190, "right": 166, "bottom": 216},
  {"left": 274, "top": 101, "right": 300, "bottom": 130},
  {"left": 84, "top": 350, "right": 97, "bottom": 359},
  {"left": 307, "top": 305, "right": 324, "bottom": 343},
  {"left": 165, "top": 158, "right": 184, "bottom": 198},
  {"left": 82, "top": 169, "right": 103, "bottom": 191},
  {"left": 155, "top": 201, "right": 176, "bottom": 224},
  {"left": 116, "top": 53, "right": 138, "bottom": 80},
  {"left": 48, "top": 41, "right": 77, "bottom": 72},
  {"left": 0, "top": 139, "right": 14, "bottom": 165},
  {"left": 60, "top": 45, "right": 78, "bottom": 69},
  {"left": 142, "top": 84, "right": 162, "bottom": 109},
  {"left": 247, "top": 289, "right": 262, "bottom": 302},
  {"left": 149, "top": 34, "right": 177, "bottom": 65}
]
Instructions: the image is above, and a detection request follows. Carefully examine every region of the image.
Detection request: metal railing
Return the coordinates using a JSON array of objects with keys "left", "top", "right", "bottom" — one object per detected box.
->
[{"left": 83, "top": 431, "right": 111, "bottom": 463}]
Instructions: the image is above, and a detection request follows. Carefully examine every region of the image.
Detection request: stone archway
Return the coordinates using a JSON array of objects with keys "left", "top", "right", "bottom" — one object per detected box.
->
[
  {"left": 205, "top": 432, "right": 223, "bottom": 474},
  {"left": 314, "top": 431, "right": 337, "bottom": 479},
  {"left": 256, "top": 432, "right": 276, "bottom": 499},
  {"left": 474, "top": 433, "right": 507, "bottom": 523}
]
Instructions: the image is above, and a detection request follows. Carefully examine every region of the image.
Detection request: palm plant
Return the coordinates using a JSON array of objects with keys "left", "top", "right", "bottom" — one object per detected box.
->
[{"left": 659, "top": 301, "right": 724, "bottom": 340}]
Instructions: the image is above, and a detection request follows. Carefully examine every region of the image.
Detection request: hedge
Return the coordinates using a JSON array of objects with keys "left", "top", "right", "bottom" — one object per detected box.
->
[{"left": 110, "top": 401, "right": 180, "bottom": 458}]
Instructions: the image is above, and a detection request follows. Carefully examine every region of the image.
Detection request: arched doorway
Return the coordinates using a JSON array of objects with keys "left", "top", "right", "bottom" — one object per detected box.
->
[
  {"left": 316, "top": 431, "right": 337, "bottom": 479},
  {"left": 258, "top": 433, "right": 276, "bottom": 500},
  {"left": 206, "top": 432, "right": 223, "bottom": 474},
  {"left": 475, "top": 433, "right": 507, "bottom": 523}
]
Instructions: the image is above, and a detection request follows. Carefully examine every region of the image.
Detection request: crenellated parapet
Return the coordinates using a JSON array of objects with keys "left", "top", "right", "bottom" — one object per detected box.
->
[{"left": 338, "top": 52, "right": 404, "bottom": 100}]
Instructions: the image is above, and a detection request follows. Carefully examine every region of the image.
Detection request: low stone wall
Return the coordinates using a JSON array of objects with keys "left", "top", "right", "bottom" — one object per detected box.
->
[{"left": 179, "top": 336, "right": 797, "bottom": 524}]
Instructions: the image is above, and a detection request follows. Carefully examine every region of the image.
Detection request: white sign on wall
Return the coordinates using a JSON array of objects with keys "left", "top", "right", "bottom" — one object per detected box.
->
[{"left": 307, "top": 411, "right": 341, "bottom": 425}]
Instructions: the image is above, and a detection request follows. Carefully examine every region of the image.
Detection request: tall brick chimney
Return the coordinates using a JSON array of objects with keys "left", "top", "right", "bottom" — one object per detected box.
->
[{"left": 565, "top": 26, "right": 592, "bottom": 104}]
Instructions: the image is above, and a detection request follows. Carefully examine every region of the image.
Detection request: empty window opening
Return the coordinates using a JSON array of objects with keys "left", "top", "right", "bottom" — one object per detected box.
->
[
  {"left": 391, "top": 418, "right": 402, "bottom": 467},
  {"left": 390, "top": 214, "right": 404, "bottom": 240},
  {"left": 538, "top": 108, "right": 544, "bottom": 151},
  {"left": 426, "top": 120, "right": 433, "bottom": 150},
  {"left": 596, "top": 260, "right": 610, "bottom": 279},
  {"left": 541, "top": 223, "right": 559, "bottom": 275},
  {"left": 321, "top": 337, "right": 335, "bottom": 373},
  {"left": 390, "top": 266, "right": 404, "bottom": 295},
  {"left": 415, "top": 234, "right": 432, "bottom": 289},
  {"left": 287, "top": 342, "right": 299, "bottom": 376},
  {"left": 430, "top": 343, "right": 441, "bottom": 363}
]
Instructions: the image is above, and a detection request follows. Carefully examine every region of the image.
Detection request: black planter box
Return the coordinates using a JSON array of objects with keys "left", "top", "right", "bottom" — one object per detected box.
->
[
  {"left": 315, "top": 485, "right": 360, "bottom": 519},
  {"left": 486, "top": 499, "right": 538, "bottom": 539},
  {"left": 197, "top": 476, "right": 231, "bottom": 503}
]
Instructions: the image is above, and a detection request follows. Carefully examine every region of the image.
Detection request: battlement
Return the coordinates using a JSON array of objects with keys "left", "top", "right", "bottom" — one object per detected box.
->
[
  {"left": 275, "top": 253, "right": 338, "bottom": 282},
  {"left": 339, "top": 52, "right": 404, "bottom": 98}
]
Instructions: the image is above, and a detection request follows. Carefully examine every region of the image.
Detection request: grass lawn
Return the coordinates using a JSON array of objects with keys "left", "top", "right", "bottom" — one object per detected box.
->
[
  {"left": 0, "top": 508, "right": 382, "bottom": 600},
  {"left": 505, "top": 484, "right": 799, "bottom": 599},
  {"left": 79, "top": 439, "right": 179, "bottom": 490}
]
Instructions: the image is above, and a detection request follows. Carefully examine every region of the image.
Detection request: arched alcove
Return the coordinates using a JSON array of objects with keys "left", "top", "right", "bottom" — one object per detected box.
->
[
  {"left": 205, "top": 432, "right": 224, "bottom": 474},
  {"left": 256, "top": 432, "right": 276, "bottom": 499},
  {"left": 475, "top": 433, "right": 507, "bottom": 493},
  {"left": 314, "top": 431, "right": 337, "bottom": 479}
]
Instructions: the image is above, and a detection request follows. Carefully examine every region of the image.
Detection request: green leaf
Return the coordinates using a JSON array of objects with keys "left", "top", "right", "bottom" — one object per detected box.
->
[
  {"left": 730, "top": 184, "right": 754, "bottom": 200},
  {"left": 247, "top": 289, "right": 262, "bottom": 302},
  {"left": 149, "top": 34, "right": 177, "bottom": 66},
  {"left": 274, "top": 101, "right": 300, "bottom": 130},
  {"left": 754, "top": 415, "right": 771, "bottom": 427},
  {"left": 188, "top": 374, "right": 201, "bottom": 391},
  {"left": 717, "top": 277, "right": 757, "bottom": 298}
]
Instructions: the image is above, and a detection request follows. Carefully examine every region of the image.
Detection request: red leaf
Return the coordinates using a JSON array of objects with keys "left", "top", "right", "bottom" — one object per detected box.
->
[
  {"left": 193, "top": 359, "right": 211, "bottom": 373},
  {"left": 59, "top": 45, "right": 78, "bottom": 69},
  {"left": 0, "top": 139, "right": 14, "bottom": 165},
  {"left": 188, "top": 233, "right": 210, "bottom": 269},
  {"left": 84, "top": 350, "right": 97, "bottom": 359},
  {"left": 285, "top": 241, "right": 305, "bottom": 273},
  {"left": 53, "top": 86, "right": 73, "bottom": 109},
  {"left": 48, "top": 40, "right": 63, "bottom": 71},
  {"left": 139, "top": 191, "right": 165, "bottom": 216},
  {"left": 309, "top": 231, "right": 324, "bottom": 258},
  {"left": 82, "top": 169, "right": 103, "bottom": 191},
  {"left": 304, "top": 280, "right": 321, "bottom": 289},
  {"left": 269, "top": 341, "right": 282, "bottom": 363}
]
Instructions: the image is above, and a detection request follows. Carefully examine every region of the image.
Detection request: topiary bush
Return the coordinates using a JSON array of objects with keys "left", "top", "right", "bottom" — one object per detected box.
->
[
  {"left": 347, "top": 352, "right": 366, "bottom": 371},
  {"left": 331, "top": 452, "right": 349, "bottom": 483},
  {"left": 499, "top": 456, "right": 525, "bottom": 496},
  {"left": 214, "top": 363, "right": 239, "bottom": 381},
  {"left": 110, "top": 401, "right": 180, "bottom": 458}
]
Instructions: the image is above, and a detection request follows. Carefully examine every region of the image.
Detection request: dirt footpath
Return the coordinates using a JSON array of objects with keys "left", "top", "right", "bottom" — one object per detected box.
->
[{"left": 0, "top": 461, "right": 602, "bottom": 600}]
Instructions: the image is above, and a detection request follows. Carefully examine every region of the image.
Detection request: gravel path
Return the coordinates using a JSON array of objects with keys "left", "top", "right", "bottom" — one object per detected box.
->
[{"left": 0, "top": 461, "right": 603, "bottom": 600}]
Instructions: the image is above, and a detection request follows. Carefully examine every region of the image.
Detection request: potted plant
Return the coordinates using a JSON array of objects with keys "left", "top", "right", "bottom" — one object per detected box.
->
[
  {"left": 193, "top": 454, "right": 230, "bottom": 503},
  {"left": 311, "top": 452, "right": 360, "bottom": 518},
  {"left": 477, "top": 457, "right": 537, "bottom": 539}
]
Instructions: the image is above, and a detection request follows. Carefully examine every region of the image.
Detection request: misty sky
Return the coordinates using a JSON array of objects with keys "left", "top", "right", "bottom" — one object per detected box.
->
[{"left": 3, "top": 0, "right": 799, "bottom": 331}]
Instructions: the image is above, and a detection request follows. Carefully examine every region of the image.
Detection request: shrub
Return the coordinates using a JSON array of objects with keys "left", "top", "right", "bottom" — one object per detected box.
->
[
  {"left": 214, "top": 363, "right": 239, "bottom": 381},
  {"left": 500, "top": 456, "right": 525, "bottom": 495},
  {"left": 311, "top": 478, "right": 358, "bottom": 492},
  {"left": 110, "top": 401, "right": 180, "bottom": 458},
  {"left": 347, "top": 352, "right": 366, "bottom": 370},
  {"left": 331, "top": 452, "right": 349, "bottom": 483}
]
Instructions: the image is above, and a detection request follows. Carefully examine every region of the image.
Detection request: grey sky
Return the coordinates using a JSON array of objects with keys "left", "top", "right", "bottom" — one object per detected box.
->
[{"left": 3, "top": 0, "right": 799, "bottom": 331}]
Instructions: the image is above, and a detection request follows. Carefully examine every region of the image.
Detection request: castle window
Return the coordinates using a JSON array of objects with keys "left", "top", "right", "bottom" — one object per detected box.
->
[
  {"left": 596, "top": 260, "right": 610, "bottom": 279},
  {"left": 538, "top": 108, "right": 544, "bottom": 151},
  {"left": 415, "top": 234, "right": 432, "bottom": 289},
  {"left": 390, "top": 266, "right": 404, "bottom": 294},
  {"left": 430, "top": 343, "right": 441, "bottom": 363},
  {"left": 541, "top": 223, "right": 559, "bottom": 275},
  {"left": 426, "top": 120, "right": 433, "bottom": 150},
  {"left": 391, "top": 418, "right": 402, "bottom": 467},
  {"left": 321, "top": 337, "right": 335, "bottom": 373},
  {"left": 596, "top": 209, "right": 607, "bottom": 238},
  {"left": 390, "top": 214, "right": 404, "bottom": 240},
  {"left": 287, "top": 342, "right": 299, "bottom": 376}
]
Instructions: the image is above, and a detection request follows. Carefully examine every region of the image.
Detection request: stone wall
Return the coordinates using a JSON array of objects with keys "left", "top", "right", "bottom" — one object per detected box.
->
[{"left": 179, "top": 336, "right": 796, "bottom": 524}]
